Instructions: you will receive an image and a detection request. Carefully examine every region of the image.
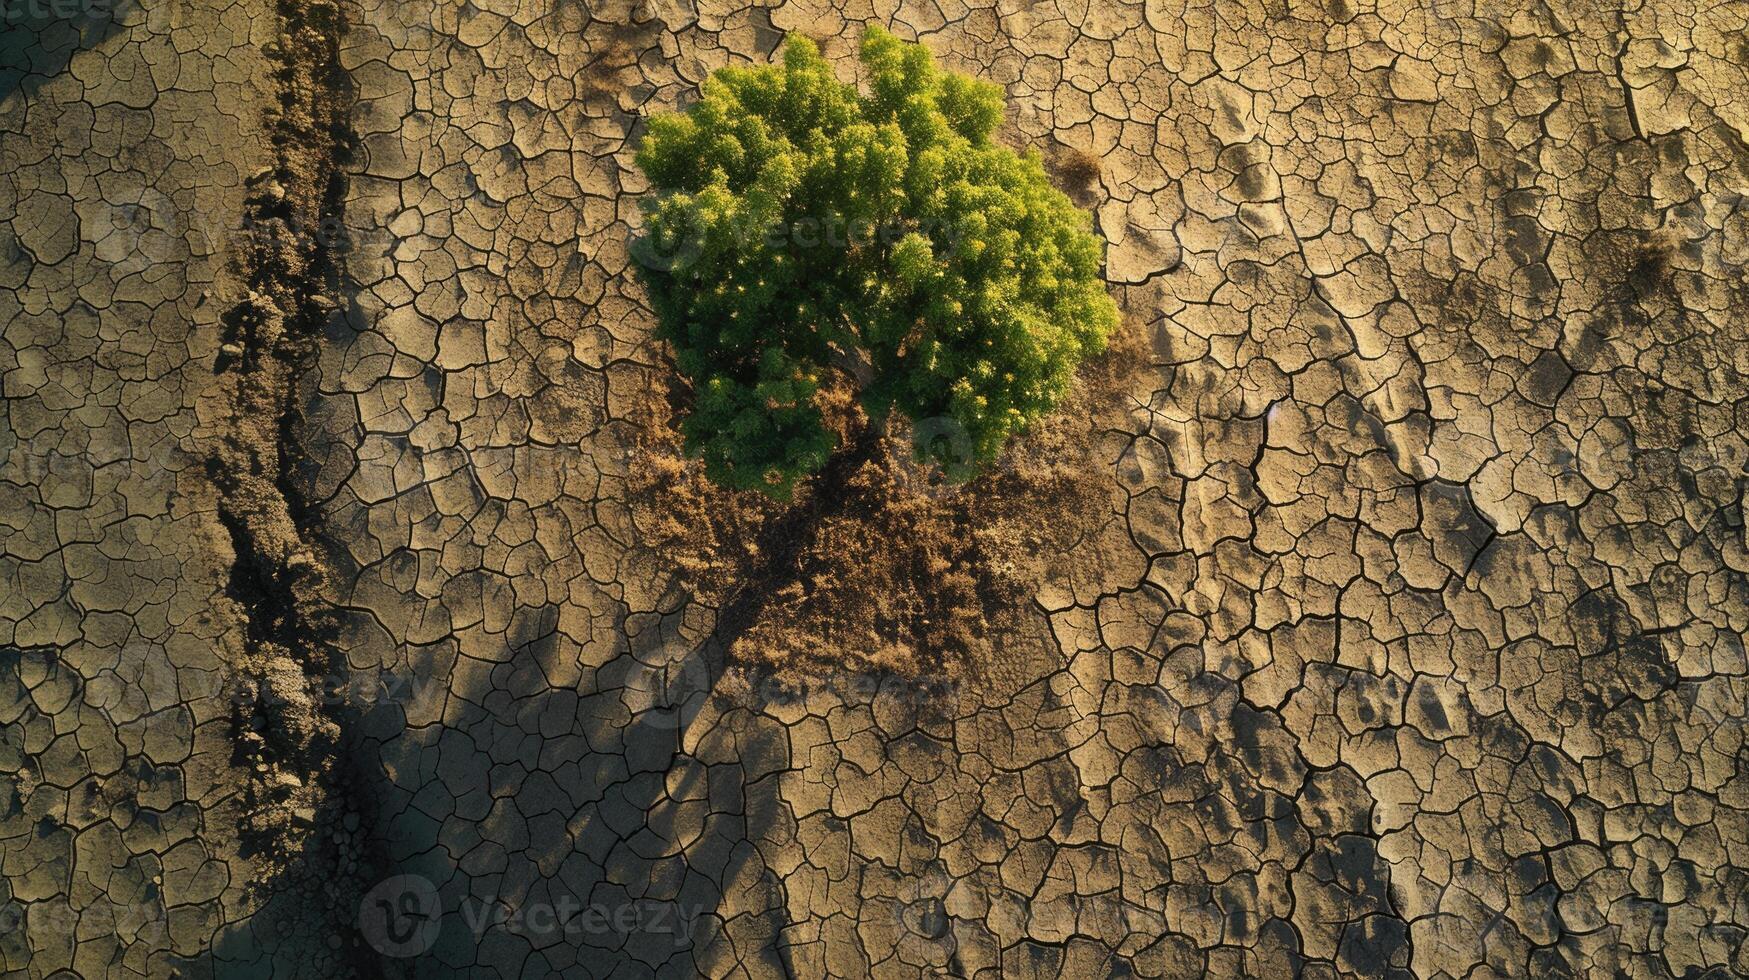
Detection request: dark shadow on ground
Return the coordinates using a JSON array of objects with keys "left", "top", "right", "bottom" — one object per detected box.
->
[{"left": 0, "top": 0, "right": 136, "bottom": 103}]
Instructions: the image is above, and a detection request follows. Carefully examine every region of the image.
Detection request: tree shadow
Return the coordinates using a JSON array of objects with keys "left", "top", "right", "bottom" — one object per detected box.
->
[
  {"left": 169, "top": 475, "right": 814, "bottom": 977},
  {"left": 0, "top": 0, "right": 137, "bottom": 104},
  {"left": 706, "top": 423, "right": 886, "bottom": 657}
]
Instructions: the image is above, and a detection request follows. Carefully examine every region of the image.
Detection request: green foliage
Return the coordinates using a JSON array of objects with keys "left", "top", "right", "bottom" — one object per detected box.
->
[{"left": 632, "top": 26, "right": 1118, "bottom": 497}]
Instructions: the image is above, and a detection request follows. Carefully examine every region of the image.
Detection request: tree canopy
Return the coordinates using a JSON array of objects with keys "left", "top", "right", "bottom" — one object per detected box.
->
[{"left": 632, "top": 26, "right": 1118, "bottom": 497}]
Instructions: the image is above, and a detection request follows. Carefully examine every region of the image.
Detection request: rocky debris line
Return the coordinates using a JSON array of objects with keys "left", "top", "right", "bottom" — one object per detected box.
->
[
  {"left": 0, "top": 0, "right": 368, "bottom": 975},
  {"left": 0, "top": 0, "right": 288, "bottom": 975},
  {"left": 190, "top": 0, "right": 390, "bottom": 971},
  {"left": 206, "top": 0, "right": 351, "bottom": 870}
]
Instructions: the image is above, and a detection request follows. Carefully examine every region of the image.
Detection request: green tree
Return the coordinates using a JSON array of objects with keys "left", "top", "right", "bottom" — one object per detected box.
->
[{"left": 633, "top": 26, "right": 1118, "bottom": 497}]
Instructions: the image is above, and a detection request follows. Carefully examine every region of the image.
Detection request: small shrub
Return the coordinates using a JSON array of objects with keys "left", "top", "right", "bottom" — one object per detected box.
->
[{"left": 631, "top": 27, "right": 1118, "bottom": 497}]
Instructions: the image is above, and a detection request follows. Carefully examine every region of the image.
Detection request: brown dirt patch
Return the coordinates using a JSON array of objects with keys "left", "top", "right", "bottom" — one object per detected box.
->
[
  {"left": 1050, "top": 145, "right": 1104, "bottom": 199},
  {"left": 625, "top": 320, "right": 1148, "bottom": 686}
]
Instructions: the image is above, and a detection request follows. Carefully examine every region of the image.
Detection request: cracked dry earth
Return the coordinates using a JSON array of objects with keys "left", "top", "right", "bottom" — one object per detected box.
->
[{"left": 5, "top": 0, "right": 1749, "bottom": 977}]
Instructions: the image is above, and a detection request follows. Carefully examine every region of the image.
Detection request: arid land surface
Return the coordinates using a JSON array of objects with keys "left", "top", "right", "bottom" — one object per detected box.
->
[{"left": 4, "top": 0, "right": 1749, "bottom": 977}]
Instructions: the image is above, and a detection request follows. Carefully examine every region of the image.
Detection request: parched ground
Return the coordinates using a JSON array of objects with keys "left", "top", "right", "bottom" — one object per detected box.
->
[
  {"left": 4, "top": 0, "right": 1749, "bottom": 977},
  {"left": 0, "top": 0, "right": 295, "bottom": 975}
]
